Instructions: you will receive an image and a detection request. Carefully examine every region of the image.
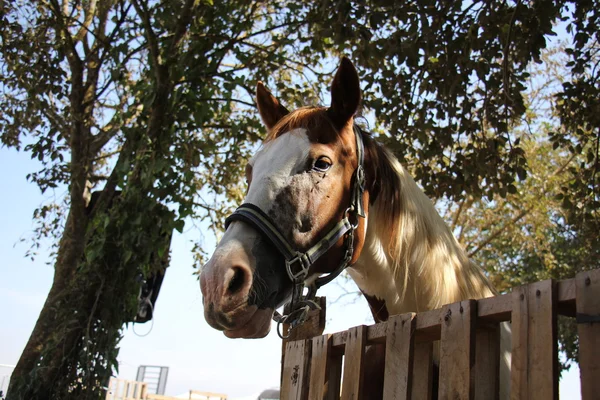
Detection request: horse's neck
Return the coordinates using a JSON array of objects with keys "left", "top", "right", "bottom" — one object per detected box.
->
[{"left": 350, "top": 165, "right": 496, "bottom": 316}]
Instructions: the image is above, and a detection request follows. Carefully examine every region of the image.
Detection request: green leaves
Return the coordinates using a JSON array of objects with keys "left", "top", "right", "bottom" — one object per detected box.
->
[{"left": 4, "top": 0, "right": 600, "bottom": 395}]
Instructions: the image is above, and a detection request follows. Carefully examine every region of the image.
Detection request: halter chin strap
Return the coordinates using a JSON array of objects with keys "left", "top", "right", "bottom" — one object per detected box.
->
[{"left": 224, "top": 126, "right": 366, "bottom": 338}]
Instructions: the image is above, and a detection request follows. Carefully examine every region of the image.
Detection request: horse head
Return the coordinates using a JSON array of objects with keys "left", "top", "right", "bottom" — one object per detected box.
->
[{"left": 200, "top": 58, "right": 370, "bottom": 338}]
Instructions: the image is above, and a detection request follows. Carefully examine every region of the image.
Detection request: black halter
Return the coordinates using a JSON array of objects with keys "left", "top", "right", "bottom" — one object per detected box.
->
[{"left": 225, "top": 126, "right": 366, "bottom": 338}]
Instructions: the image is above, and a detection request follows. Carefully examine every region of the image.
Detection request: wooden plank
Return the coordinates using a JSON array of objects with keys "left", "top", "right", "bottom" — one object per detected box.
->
[
  {"left": 415, "top": 308, "right": 443, "bottom": 342},
  {"left": 325, "top": 277, "right": 577, "bottom": 352},
  {"left": 282, "top": 340, "right": 311, "bottom": 400},
  {"left": 282, "top": 297, "right": 326, "bottom": 382},
  {"left": 576, "top": 269, "right": 600, "bottom": 400},
  {"left": 187, "top": 390, "right": 228, "bottom": 399},
  {"left": 477, "top": 294, "right": 511, "bottom": 322},
  {"left": 411, "top": 341, "right": 433, "bottom": 400},
  {"left": 473, "top": 323, "right": 500, "bottom": 400},
  {"left": 325, "top": 350, "right": 343, "bottom": 400},
  {"left": 147, "top": 395, "right": 189, "bottom": 400},
  {"left": 383, "top": 313, "right": 416, "bottom": 399},
  {"left": 341, "top": 325, "right": 367, "bottom": 400},
  {"left": 558, "top": 278, "right": 576, "bottom": 316},
  {"left": 439, "top": 300, "right": 476, "bottom": 400},
  {"left": 510, "top": 280, "right": 557, "bottom": 400},
  {"left": 363, "top": 344, "right": 386, "bottom": 398},
  {"left": 189, "top": 390, "right": 229, "bottom": 397},
  {"left": 134, "top": 380, "right": 142, "bottom": 400},
  {"left": 308, "top": 335, "right": 331, "bottom": 400}
]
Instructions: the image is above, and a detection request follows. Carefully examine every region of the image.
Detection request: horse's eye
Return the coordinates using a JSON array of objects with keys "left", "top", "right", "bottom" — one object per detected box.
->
[{"left": 313, "top": 157, "right": 332, "bottom": 172}]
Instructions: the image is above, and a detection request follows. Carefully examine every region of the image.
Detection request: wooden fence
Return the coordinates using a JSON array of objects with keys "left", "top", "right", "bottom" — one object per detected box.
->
[
  {"left": 105, "top": 378, "right": 227, "bottom": 400},
  {"left": 280, "top": 269, "right": 600, "bottom": 399}
]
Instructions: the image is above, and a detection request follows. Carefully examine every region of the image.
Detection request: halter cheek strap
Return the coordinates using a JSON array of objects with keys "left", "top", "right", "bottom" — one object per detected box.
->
[{"left": 224, "top": 126, "right": 366, "bottom": 337}]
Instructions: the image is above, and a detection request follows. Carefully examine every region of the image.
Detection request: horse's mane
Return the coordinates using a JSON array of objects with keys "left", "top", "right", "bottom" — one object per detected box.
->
[
  {"left": 263, "top": 107, "right": 496, "bottom": 309},
  {"left": 363, "top": 133, "right": 498, "bottom": 309}
]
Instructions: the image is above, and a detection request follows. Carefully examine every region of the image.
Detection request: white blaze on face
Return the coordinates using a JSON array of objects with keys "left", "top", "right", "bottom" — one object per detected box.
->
[
  {"left": 211, "top": 129, "right": 312, "bottom": 261},
  {"left": 246, "top": 129, "right": 311, "bottom": 208}
]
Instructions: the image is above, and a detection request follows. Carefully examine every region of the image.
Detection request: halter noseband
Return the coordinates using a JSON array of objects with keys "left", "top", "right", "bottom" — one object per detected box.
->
[{"left": 224, "top": 126, "right": 366, "bottom": 338}]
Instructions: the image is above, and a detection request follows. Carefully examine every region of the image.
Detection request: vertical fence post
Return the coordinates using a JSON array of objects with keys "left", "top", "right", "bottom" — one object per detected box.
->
[
  {"left": 439, "top": 299, "right": 476, "bottom": 400},
  {"left": 411, "top": 341, "right": 434, "bottom": 400},
  {"left": 473, "top": 322, "right": 500, "bottom": 400},
  {"left": 282, "top": 340, "right": 311, "bottom": 400},
  {"left": 308, "top": 335, "right": 337, "bottom": 400},
  {"left": 341, "top": 325, "right": 367, "bottom": 400},
  {"left": 511, "top": 280, "right": 557, "bottom": 400},
  {"left": 383, "top": 313, "right": 416, "bottom": 400},
  {"left": 576, "top": 269, "right": 600, "bottom": 400},
  {"left": 281, "top": 297, "right": 326, "bottom": 392}
]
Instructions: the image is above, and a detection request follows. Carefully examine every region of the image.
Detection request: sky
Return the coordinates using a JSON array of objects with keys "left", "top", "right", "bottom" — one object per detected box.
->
[{"left": 0, "top": 145, "right": 582, "bottom": 399}]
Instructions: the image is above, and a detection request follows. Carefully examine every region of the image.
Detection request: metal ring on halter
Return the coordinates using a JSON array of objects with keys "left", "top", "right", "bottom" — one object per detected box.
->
[
  {"left": 276, "top": 305, "right": 309, "bottom": 339},
  {"left": 345, "top": 206, "right": 360, "bottom": 229}
]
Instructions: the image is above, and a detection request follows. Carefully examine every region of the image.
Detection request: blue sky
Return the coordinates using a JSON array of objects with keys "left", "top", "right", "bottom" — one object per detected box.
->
[{"left": 0, "top": 145, "right": 582, "bottom": 398}]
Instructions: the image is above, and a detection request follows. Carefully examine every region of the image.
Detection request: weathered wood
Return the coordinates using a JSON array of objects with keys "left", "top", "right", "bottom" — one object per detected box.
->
[
  {"left": 477, "top": 294, "right": 511, "bottom": 322},
  {"left": 281, "top": 297, "right": 326, "bottom": 352},
  {"left": 414, "top": 308, "right": 443, "bottom": 342},
  {"left": 281, "top": 297, "right": 326, "bottom": 384},
  {"left": 341, "top": 325, "right": 367, "bottom": 400},
  {"left": 325, "top": 350, "right": 343, "bottom": 400},
  {"left": 576, "top": 269, "right": 600, "bottom": 400},
  {"left": 510, "top": 280, "right": 557, "bottom": 400},
  {"left": 308, "top": 335, "right": 331, "bottom": 400},
  {"left": 557, "top": 278, "right": 576, "bottom": 317},
  {"left": 410, "top": 341, "right": 433, "bottom": 400},
  {"left": 282, "top": 340, "right": 311, "bottom": 400},
  {"left": 439, "top": 300, "right": 476, "bottom": 400},
  {"left": 281, "top": 274, "right": 592, "bottom": 400},
  {"left": 326, "top": 279, "right": 578, "bottom": 351},
  {"left": 473, "top": 323, "right": 500, "bottom": 400},
  {"left": 188, "top": 390, "right": 228, "bottom": 399},
  {"left": 383, "top": 313, "right": 416, "bottom": 399}
]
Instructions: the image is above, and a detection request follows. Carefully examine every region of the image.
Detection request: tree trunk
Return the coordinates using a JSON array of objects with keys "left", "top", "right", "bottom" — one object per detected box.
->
[{"left": 7, "top": 208, "right": 89, "bottom": 399}]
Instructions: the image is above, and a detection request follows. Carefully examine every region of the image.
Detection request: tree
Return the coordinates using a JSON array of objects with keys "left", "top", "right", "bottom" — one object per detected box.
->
[
  {"left": 2, "top": 0, "right": 599, "bottom": 397},
  {"left": 448, "top": 43, "right": 599, "bottom": 370},
  {"left": 1, "top": 1, "right": 313, "bottom": 398}
]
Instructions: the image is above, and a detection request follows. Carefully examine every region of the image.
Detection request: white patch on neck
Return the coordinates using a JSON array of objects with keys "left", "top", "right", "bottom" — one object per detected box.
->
[
  {"left": 246, "top": 129, "right": 311, "bottom": 209},
  {"left": 350, "top": 148, "right": 496, "bottom": 315}
]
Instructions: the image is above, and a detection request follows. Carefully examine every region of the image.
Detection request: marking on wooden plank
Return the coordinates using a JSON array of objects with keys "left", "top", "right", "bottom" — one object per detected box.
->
[
  {"left": 383, "top": 313, "right": 416, "bottom": 400},
  {"left": 439, "top": 300, "right": 476, "bottom": 400},
  {"left": 510, "top": 280, "right": 557, "bottom": 400},
  {"left": 576, "top": 269, "right": 600, "bottom": 400},
  {"left": 341, "top": 325, "right": 367, "bottom": 400}
]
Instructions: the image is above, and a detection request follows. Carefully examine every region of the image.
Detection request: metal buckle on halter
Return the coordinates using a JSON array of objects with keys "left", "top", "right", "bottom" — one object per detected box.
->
[{"left": 285, "top": 252, "right": 311, "bottom": 283}]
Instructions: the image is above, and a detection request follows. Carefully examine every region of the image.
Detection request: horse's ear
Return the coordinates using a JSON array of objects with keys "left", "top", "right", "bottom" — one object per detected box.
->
[
  {"left": 256, "top": 82, "right": 289, "bottom": 130},
  {"left": 328, "top": 57, "right": 361, "bottom": 127}
]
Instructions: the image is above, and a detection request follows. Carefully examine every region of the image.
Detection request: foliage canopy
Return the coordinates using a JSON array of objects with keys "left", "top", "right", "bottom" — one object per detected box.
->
[{"left": 1, "top": 0, "right": 598, "bottom": 397}]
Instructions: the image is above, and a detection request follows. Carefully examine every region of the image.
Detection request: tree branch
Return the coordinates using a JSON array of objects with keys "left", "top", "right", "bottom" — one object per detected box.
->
[
  {"left": 132, "top": 0, "right": 162, "bottom": 81},
  {"left": 73, "top": 0, "right": 97, "bottom": 43},
  {"left": 166, "top": 0, "right": 200, "bottom": 63},
  {"left": 468, "top": 148, "right": 578, "bottom": 257}
]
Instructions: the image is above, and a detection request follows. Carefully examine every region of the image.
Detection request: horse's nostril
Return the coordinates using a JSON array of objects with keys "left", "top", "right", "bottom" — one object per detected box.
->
[{"left": 227, "top": 266, "right": 246, "bottom": 295}]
